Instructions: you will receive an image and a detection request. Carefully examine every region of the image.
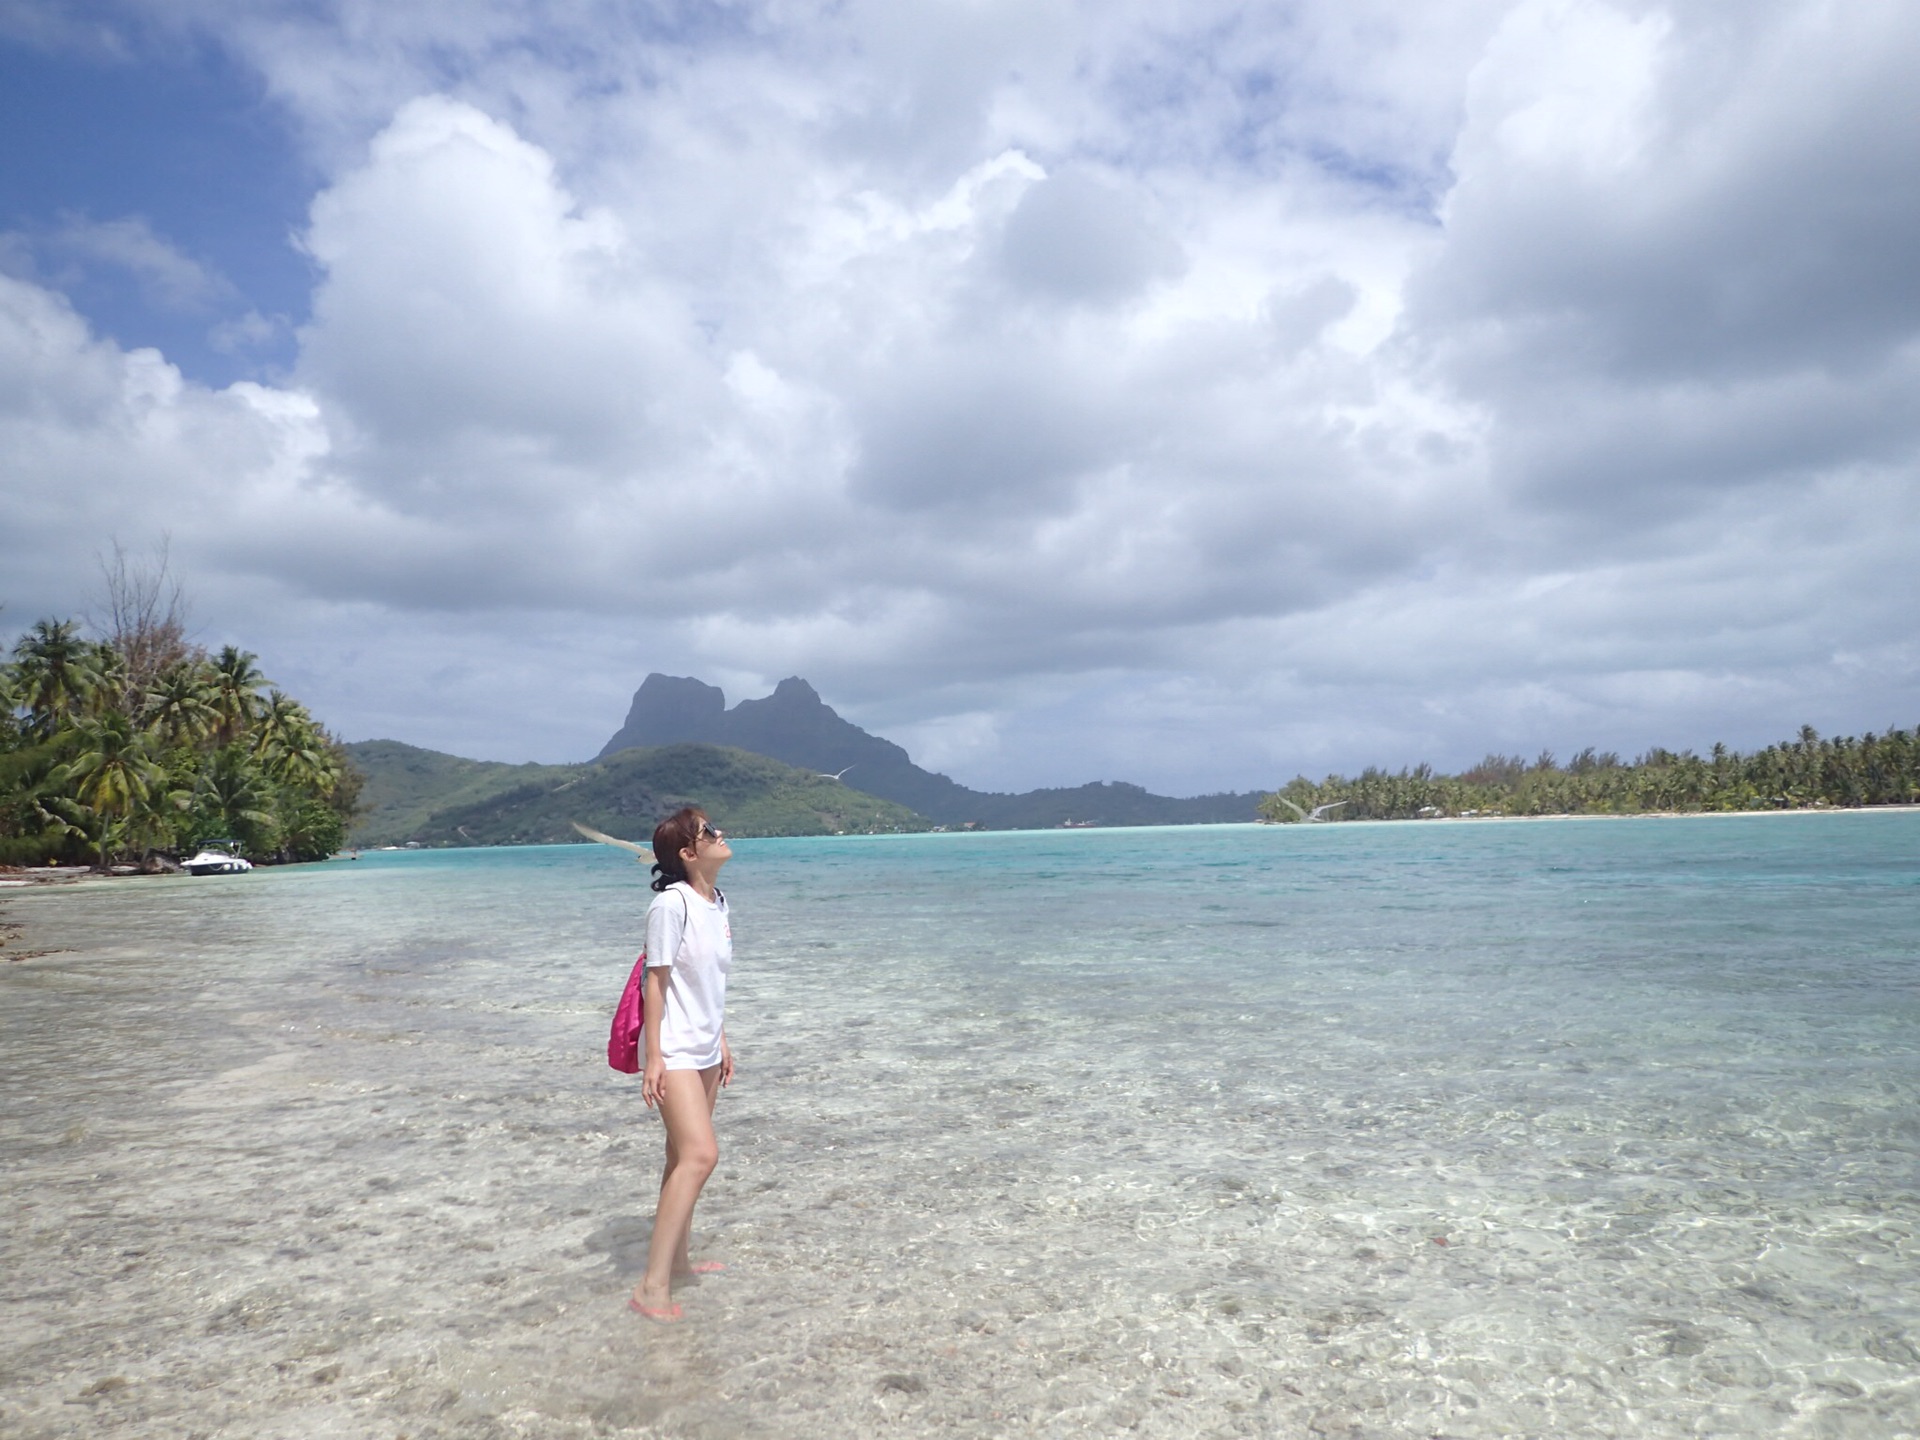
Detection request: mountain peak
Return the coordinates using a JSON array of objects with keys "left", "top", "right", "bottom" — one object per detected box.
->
[
  {"left": 768, "top": 676, "right": 822, "bottom": 705},
  {"left": 601, "top": 672, "right": 938, "bottom": 803},
  {"left": 596, "top": 673, "right": 1263, "bottom": 827},
  {"left": 598, "top": 674, "right": 726, "bottom": 757}
]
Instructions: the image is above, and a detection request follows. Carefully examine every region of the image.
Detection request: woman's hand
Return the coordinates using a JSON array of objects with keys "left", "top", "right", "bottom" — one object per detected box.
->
[
  {"left": 719, "top": 1038, "right": 734, "bottom": 1088},
  {"left": 642, "top": 1054, "right": 669, "bottom": 1109}
]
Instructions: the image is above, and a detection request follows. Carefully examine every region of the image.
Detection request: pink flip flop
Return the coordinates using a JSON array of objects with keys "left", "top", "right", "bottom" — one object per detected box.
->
[
  {"left": 629, "top": 1296, "right": 683, "bottom": 1322},
  {"left": 688, "top": 1261, "right": 726, "bottom": 1274}
]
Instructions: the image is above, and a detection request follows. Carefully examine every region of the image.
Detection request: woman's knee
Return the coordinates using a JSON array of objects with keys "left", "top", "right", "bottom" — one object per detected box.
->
[{"left": 682, "top": 1136, "right": 719, "bottom": 1176}]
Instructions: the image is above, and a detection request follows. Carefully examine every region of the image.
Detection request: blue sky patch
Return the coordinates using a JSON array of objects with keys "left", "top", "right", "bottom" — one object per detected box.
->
[{"left": 0, "top": 29, "right": 315, "bottom": 383}]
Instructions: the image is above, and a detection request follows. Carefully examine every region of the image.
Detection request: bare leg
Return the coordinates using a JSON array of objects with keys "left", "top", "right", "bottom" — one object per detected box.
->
[
  {"left": 657, "top": 1065, "right": 724, "bottom": 1274},
  {"left": 634, "top": 1065, "right": 722, "bottom": 1316}
]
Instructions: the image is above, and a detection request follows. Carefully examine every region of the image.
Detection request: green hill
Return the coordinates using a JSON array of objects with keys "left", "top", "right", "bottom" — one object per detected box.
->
[
  {"left": 344, "top": 740, "right": 575, "bottom": 843},
  {"left": 343, "top": 739, "right": 931, "bottom": 846}
]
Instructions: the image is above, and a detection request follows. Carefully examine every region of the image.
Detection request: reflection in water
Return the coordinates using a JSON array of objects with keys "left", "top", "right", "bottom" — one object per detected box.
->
[{"left": 3, "top": 816, "right": 1919, "bottom": 1437}]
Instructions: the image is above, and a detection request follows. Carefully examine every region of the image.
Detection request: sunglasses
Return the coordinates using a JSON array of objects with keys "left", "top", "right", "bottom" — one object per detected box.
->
[{"left": 697, "top": 821, "right": 725, "bottom": 843}]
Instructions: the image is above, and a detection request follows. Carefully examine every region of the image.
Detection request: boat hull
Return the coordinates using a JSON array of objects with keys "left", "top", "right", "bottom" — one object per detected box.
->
[{"left": 184, "top": 854, "right": 253, "bottom": 876}]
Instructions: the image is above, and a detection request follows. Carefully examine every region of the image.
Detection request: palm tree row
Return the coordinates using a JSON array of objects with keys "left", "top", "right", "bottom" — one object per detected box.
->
[
  {"left": 1260, "top": 724, "right": 1920, "bottom": 823},
  {"left": 2, "top": 618, "right": 363, "bottom": 868}
]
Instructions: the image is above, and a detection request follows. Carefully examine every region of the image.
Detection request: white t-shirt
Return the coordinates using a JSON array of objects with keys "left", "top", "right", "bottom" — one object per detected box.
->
[{"left": 645, "top": 881, "right": 731, "bottom": 1070}]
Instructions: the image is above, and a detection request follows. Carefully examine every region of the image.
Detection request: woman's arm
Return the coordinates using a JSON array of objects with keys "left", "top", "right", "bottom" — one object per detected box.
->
[{"left": 641, "top": 963, "right": 671, "bottom": 1108}]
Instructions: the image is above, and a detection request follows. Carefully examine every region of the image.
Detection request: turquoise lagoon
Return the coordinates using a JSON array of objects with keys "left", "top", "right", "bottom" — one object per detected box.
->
[{"left": 3, "top": 813, "right": 1918, "bottom": 1437}]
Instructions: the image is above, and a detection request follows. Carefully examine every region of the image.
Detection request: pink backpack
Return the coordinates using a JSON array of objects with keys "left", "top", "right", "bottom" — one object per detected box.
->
[
  {"left": 608, "top": 890, "right": 688, "bottom": 1073},
  {"left": 607, "top": 953, "right": 647, "bottom": 1073}
]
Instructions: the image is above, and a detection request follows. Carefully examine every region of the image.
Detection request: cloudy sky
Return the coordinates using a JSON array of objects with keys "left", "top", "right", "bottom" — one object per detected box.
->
[{"left": 2, "top": 0, "right": 1915, "bottom": 795}]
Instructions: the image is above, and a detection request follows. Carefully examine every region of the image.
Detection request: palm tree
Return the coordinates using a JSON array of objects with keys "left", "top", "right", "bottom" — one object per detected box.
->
[
  {"left": 0, "top": 662, "right": 22, "bottom": 749},
  {"left": 143, "top": 659, "right": 219, "bottom": 747},
  {"left": 194, "top": 745, "right": 277, "bottom": 855},
  {"left": 210, "top": 646, "right": 271, "bottom": 746},
  {"left": 54, "top": 711, "right": 169, "bottom": 866},
  {"left": 11, "top": 619, "right": 96, "bottom": 734},
  {"left": 251, "top": 689, "right": 302, "bottom": 762},
  {"left": 78, "top": 642, "right": 130, "bottom": 719},
  {"left": 252, "top": 691, "right": 343, "bottom": 794}
]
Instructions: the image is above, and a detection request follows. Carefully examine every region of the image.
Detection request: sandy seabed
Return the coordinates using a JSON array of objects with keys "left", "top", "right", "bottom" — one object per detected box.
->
[{"left": 4, "top": 824, "right": 1919, "bottom": 1439}]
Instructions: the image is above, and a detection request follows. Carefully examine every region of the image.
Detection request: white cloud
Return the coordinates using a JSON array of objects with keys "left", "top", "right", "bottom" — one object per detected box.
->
[
  {"left": 1, "top": 0, "right": 1915, "bottom": 788},
  {"left": 1467, "top": 0, "right": 1671, "bottom": 176}
]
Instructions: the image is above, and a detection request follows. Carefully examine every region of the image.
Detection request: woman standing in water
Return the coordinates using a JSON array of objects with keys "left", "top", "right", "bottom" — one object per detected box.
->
[{"left": 633, "top": 806, "right": 734, "bottom": 1322}]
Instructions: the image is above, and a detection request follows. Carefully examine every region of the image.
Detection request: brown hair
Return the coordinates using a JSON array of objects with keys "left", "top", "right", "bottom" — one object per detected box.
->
[{"left": 649, "top": 807, "right": 708, "bottom": 892}]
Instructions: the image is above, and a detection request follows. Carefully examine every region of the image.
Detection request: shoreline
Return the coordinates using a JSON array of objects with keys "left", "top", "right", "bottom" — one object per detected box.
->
[
  {"left": 0, "top": 864, "right": 119, "bottom": 888},
  {"left": 1312, "top": 801, "right": 1920, "bottom": 827},
  {"left": 0, "top": 856, "right": 334, "bottom": 888}
]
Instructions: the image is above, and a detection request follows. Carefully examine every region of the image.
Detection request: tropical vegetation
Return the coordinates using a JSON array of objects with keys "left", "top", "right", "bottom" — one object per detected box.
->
[
  {"left": 345, "top": 739, "right": 932, "bottom": 845},
  {"left": 2, "top": 613, "right": 361, "bottom": 869},
  {"left": 1261, "top": 726, "right": 1920, "bottom": 822}
]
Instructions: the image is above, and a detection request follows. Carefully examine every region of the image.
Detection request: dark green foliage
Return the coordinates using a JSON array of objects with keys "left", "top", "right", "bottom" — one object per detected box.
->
[
  {"left": 0, "top": 734, "right": 72, "bottom": 853},
  {"left": 1260, "top": 725, "right": 1920, "bottom": 822},
  {"left": 1, "top": 619, "right": 362, "bottom": 868},
  {"left": 344, "top": 740, "right": 932, "bottom": 846},
  {"left": 186, "top": 746, "right": 279, "bottom": 856}
]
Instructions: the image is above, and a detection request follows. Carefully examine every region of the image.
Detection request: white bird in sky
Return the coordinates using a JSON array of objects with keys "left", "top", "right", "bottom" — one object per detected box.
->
[
  {"left": 1274, "top": 798, "right": 1348, "bottom": 823},
  {"left": 819, "top": 765, "right": 856, "bottom": 781}
]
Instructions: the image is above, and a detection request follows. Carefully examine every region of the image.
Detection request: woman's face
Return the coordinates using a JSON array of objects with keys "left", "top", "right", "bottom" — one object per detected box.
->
[{"left": 682, "top": 818, "right": 732, "bottom": 873}]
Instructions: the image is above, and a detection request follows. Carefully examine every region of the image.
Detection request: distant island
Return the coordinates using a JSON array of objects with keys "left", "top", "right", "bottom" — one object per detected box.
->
[
  {"left": 344, "top": 739, "right": 928, "bottom": 846},
  {"left": 19, "top": 620, "right": 1914, "bottom": 860},
  {"left": 345, "top": 678, "right": 1920, "bottom": 850},
  {"left": 17, "top": 583, "right": 1910, "bottom": 865},
  {"left": 340, "top": 672, "right": 1267, "bottom": 847},
  {"left": 1262, "top": 726, "right": 1920, "bottom": 821},
  {"left": 599, "top": 673, "right": 1266, "bottom": 829}
]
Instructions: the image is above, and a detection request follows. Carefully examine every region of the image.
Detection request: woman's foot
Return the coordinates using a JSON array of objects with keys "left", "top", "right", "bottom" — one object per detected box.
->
[
  {"left": 629, "top": 1282, "right": 681, "bottom": 1322},
  {"left": 676, "top": 1260, "right": 726, "bottom": 1276}
]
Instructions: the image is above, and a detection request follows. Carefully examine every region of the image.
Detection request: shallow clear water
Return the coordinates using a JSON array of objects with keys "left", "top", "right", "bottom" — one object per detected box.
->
[{"left": 4, "top": 814, "right": 1919, "bottom": 1438}]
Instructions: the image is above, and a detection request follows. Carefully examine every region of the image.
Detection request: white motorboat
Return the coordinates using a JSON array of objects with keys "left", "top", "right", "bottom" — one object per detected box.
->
[{"left": 184, "top": 841, "right": 253, "bottom": 876}]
